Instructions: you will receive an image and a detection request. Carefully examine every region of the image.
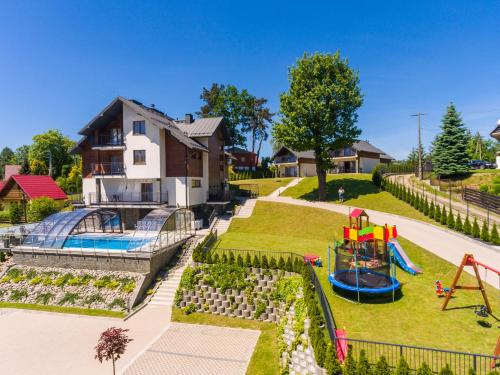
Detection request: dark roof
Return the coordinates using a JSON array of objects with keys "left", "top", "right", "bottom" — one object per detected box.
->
[
  {"left": 490, "top": 122, "right": 500, "bottom": 139},
  {"left": 271, "top": 146, "right": 315, "bottom": 160},
  {"left": 0, "top": 175, "right": 67, "bottom": 200},
  {"left": 73, "top": 97, "right": 208, "bottom": 153},
  {"left": 226, "top": 146, "right": 255, "bottom": 154},
  {"left": 176, "top": 117, "right": 224, "bottom": 137}
]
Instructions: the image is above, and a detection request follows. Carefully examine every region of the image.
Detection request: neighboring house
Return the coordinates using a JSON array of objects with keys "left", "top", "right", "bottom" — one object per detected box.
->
[
  {"left": 226, "top": 146, "right": 258, "bottom": 171},
  {"left": 272, "top": 141, "right": 394, "bottom": 177},
  {"left": 0, "top": 174, "right": 67, "bottom": 208},
  {"left": 489, "top": 119, "right": 500, "bottom": 169},
  {"left": 71, "top": 97, "right": 229, "bottom": 227}
]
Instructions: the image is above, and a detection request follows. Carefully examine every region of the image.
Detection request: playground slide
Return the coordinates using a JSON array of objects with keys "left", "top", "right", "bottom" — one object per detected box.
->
[{"left": 388, "top": 239, "right": 422, "bottom": 275}]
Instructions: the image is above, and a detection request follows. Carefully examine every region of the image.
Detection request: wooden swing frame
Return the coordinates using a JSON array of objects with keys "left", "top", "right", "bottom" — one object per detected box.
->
[{"left": 441, "top": 253, "right": 492, "bottom": 313}]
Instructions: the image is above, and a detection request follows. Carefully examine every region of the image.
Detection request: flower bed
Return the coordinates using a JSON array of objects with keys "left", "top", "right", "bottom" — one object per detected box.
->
[{"left": 0, "top": 265, "right": 140, "bottom": 311}]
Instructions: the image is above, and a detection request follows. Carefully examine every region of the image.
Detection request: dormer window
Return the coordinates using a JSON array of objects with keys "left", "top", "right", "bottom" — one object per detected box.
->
[{"left": 133, "top": 121, "right": 146, "bottom": 135}]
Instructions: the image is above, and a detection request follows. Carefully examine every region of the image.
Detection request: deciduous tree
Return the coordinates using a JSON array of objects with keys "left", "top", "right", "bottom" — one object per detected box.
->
[
  {"left": 273, "top": 52, "right": 363, "bottom": 200},
  {"left": 95, "top": 327, "right": 132, "bottom": 375}
]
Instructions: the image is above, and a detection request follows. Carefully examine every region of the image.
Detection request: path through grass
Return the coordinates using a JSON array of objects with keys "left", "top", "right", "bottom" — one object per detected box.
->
[
  {"left": 230, "top": 178, "right": 293, "bottom": 196},
  {"left": 172, "top": 307, "right": 279, "bottom": 375},
  {"left": 217, "top": 201, "right": 499, "bottom": 354}
]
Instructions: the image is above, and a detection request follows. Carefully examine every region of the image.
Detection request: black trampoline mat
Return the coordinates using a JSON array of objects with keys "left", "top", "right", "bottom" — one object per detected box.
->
[{"left": 334, "top": 270, "right": 391, "bottom": 289}]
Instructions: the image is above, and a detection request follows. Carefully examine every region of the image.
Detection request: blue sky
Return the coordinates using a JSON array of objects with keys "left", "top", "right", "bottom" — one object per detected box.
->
[{"left": 1, "top": 1, "right": 500, "bottom": 159}]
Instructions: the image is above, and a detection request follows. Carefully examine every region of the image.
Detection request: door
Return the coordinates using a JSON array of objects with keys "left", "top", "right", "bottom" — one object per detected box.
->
[
  {"left": 110, "top": 155, "right": 121, "bottom": 174},
  {"left": 141, "top": 183, "right": 154, "bottom": 202},
  {"left": 109, "top": 128, "right": 122, "bottom": 145}
]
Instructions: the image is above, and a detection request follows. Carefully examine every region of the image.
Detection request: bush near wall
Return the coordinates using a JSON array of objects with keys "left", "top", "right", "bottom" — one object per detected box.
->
[
  {"left": 27, "top": 197, "right": 58, "bottom": 222},
  {"left": 381, "top": 177, "right": 500, "bottom": 245}
]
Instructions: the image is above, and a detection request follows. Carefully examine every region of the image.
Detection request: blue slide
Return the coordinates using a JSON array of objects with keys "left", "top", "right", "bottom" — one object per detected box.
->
[{"left": 388, "top": 239, "right": 422, "bottom": 275}]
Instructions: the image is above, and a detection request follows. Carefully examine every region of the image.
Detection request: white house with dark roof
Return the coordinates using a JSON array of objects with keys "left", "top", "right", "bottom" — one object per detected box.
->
[
  {"left": 272, "top": 141, "right": 394, "bottom": 177},
  {"left": 72, "top": 97, "right": 229, "bottom": 227}
]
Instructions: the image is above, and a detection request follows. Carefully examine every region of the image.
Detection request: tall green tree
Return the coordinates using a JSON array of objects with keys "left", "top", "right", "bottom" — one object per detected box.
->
[
  {"left": 241, "top": 96, "right": 273, "bottom": 167},
  {"left": 198, "top": 83, "right": 252, "bottom": 148},
  {"left": 0, "top": 147, "right": 15, "bottom": 179},
  {"left": 273, "top": 52, "right": 363, "bottom": 200},
  {"left": 13, "top": 145, "right": 30, "bottom": 174},
  {"left": 432, "top": 104, "right": 469, "bottom": 176},
  {"left": 29, "top": 129, "right": 74, "bottom": 179}
]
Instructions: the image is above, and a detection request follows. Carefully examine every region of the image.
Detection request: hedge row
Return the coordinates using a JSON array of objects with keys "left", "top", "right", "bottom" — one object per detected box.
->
[{"left": 381, "top": 178, "right": 500, "bottom": 245}]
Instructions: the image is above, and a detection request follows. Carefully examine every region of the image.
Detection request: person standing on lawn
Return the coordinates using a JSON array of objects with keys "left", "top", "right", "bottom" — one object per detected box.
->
[{"left": 338, "top": 186, "right": 345, "bottom": 203}]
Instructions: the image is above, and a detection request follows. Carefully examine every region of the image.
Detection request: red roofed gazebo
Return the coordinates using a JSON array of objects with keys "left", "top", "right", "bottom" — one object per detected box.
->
[
  {"left": 0, "top": 175, "right": 67, "bottom": 204},
  {"left": 348, "top": 207, "right": 370, "bottom": 229}
]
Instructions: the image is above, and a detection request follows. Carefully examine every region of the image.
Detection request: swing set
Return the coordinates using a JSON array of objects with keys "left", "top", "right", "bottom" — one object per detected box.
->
[{"left": 441, "top": 253, "right": 499, "bottom": 314}]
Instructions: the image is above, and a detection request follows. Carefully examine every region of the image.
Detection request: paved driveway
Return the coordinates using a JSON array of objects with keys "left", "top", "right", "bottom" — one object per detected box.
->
[{"left": 123, "top": 323, "right": 260, "bottom": 375}]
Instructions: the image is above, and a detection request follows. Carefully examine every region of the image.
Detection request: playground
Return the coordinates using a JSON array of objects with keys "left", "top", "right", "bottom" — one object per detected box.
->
[{"left": 217, "top": 200, "right": 500, "bottom": 354}]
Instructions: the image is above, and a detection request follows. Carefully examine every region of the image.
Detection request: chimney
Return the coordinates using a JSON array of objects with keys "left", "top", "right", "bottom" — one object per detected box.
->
[
  {"left": 185, "top": 114, "right": 193, "bottom": 124},
  {"left": 4, "top": 165, "right": 21, "bottom": 181}
]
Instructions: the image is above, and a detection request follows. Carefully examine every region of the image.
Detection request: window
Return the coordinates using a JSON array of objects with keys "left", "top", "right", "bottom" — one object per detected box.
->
[
  {"left": 133, "top": 121, "right": 146, "bottom": 135},
  {"left": 141, "top": 183, "right": 154, "bottom": 202},
  {"left": 133, "top": 150, "right": 146, "bottom": 164},
  {"left": 192, "top": 179, "right": 201, "bottom": 188}
]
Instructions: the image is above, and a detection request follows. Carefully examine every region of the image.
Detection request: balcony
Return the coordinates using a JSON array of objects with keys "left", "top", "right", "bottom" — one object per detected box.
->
[
  {"left": 89, "top": 191, "right": 168, "bottom": 206},
  {"left": 274, "top": 156, "right": 297, "bottom": 164},
  {"left": 90, "top": 134, "right": 125, "bottom": 149},
  {"left": 91, "top": 162, "right": 125, "bottom": 176}
]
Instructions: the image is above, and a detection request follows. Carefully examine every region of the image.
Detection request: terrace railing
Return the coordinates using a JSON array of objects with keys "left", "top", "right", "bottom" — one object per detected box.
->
[
  {"left": 90, "top": 134, "right": 124, "bottom": 147},
  {"left": 91, "top": 162, "right": 125, "bottom": 176},
  {"left": 89, "top": 191, "right": 168, "bottom": 205}
]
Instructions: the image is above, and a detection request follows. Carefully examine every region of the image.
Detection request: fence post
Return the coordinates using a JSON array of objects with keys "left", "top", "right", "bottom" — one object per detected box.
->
[{"left": 473, "top": 354, "right": 477, "bottom": 372}]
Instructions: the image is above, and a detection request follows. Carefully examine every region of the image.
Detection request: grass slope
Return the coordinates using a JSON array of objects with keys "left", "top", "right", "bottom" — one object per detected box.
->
[
  {"left": 172, "top": 308, "right": 279, "bottom": 375},
  {"left": 217, "top": 201, "right": 499, "bottom": 354},
  {"left": 0, "top": 302, "right": 125, "bottom": 318},
  {"left": 282, "top": 173, "right": 438, "bottom": 224},
  {"left": 230, "top": 178, "right": 293, "bottom": 196}
]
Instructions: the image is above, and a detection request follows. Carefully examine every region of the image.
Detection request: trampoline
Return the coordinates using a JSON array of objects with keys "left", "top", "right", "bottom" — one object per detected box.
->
[{"left": 328, "top": 269, "right": 400, "bottom": 294}]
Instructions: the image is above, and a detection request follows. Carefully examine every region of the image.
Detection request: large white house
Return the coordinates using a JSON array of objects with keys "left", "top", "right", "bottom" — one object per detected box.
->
[
  {"left": 272, "top": 141, "right": 394, "bottom": 177},
  {"left": 72, "top": 97, "right": 229, "bottom": 227}
]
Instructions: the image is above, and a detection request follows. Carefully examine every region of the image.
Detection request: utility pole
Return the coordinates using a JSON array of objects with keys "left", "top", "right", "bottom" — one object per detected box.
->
[{"left": 411, "top": 113, "right": 426, "bottom": 180}]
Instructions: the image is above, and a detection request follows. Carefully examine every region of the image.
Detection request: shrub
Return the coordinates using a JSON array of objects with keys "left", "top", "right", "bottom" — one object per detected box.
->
[
  {"left": 0, "top": 251, "right": 5, "bottom": 262},
  {"left": 423, "top": 198, "right": 429, "bottom": 216},
  {"left": 228, "top": 252, "right": 235, "bottom": 265},
  {"left": 269, "top": 257, "right": 277, "bottom": 269},
  {"left": 202, "top": 263, "right": 252, "bottom": 292},
  {"left": 261, "top": 255, "right": 269, "bottom": 269},
  {"left": 463, "top": 216, "right": 472, "bottom": 235},
  {"left": 245, "top": 253, "right": 252, "bottom": 267},
  {"left": 58, "top": 292, "right": 81, "bottom": 305},
  {"left": 236, "top": 254, "right": 244, "bottom": 266},
  {"left": 395, "top": 357, "right": 411, "bottom": 375},
  {"left": 447, "top": 210, "right": 455, "bottom": 229},
  {"left": 121, "top": 281, "right": 136, "bottom": 294},
  {"left": 84, "top": 293, "right": 105, "bottom": 307},
  {"left": 481, "top": 221, "right": 490, "bottom": 242},
  {"left": 372, "top": 164, "right": 385, "bottom": 187},
  {"left": 179, "top": 267, "right": 200, "bottom": 291},
  {"left": 27, "top": 197, "right": 58, "bottom": 222},
  {"left": 252, "top": 255, "right": 261, "bottom": 268},
  {"left": 9, "top": 203, "right": 23, "bottom": 224},
  {"left": 324, "top": 343, "right": 342, "bottom": 375},
  {"left": 455, "top": 212, "right": 463, "bottom": 232},
  {"left": 440, "top": 206, "right": 447, "bottom": 225},
  {"left": 108, "top": 298, "right": 127, "bottom": 310},
  {"left": 429, "top": 201, "right": 435, "bottom": 218},
  {"left": 416, "top": 363, "right": 433, "bottom": 375},
  {"left": 434, "top": 204, "right": 441, "bottom": 223},
  {"left": 491, "top": 223, "right": 500, "bottom": 245},
  {"left": 213, "top": 253, "right": 220, "bottom": 263},
  {"left": 374, "top": 356, "right": 393, "bottom": 375},
  {"left": 0, "top": 209, "right": 9, "bottom": 223},
  {"left": 342, "top": 350, "right": 357, "bottom": 375},
  {"left": 472, "top": 218, "right": 480, "bottom": 238},
  {"left": 36, "top": 292, "right": 54, "bottom": 305},
  {"left": 9, "top": 289, "right": 28, "bottom": 302},
  {"left": 29, "top": 276, "right": 43, "bottom": 285},
  {"left": 54, "top": 273, "right": 74, "bottom": 287},
  {"left": 285, "top": 257, "right": 293, "bottom": 272},
  {"left": 413, "top": 194, "right": 420, "bottom": 210},
  {"left": 438, "top": 364, "right": 454, "bottom": 375},
  {"left": 357, "top": 349, "right": 371, "bottom": 375},
  {"left": 278, "top": 257, "right": 285, "bottom": 270},
  {"left": 221, "top": 253, "right": 228, "bottom": 264},
  {"left": 205, "top": 251, "right": 213, "bottom": 264},
  {"left": 418, "top": 195, "right": 425, "bottom": 212},
  {"left": 183, "top": 303, "right": 197, "bottom": 315},
  {"left": 254, "top": 300, "right": 267, "bottom": 319}
]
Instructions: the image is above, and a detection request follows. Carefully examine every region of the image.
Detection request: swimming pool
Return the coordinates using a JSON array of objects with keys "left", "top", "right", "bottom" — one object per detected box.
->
[{"left": 63, "top": 236, "right": 152, "bottom": 251}]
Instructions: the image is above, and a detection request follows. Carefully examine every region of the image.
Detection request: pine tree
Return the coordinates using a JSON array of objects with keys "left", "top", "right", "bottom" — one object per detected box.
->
[
  {"left": 222, "top": 253, "right": 228, "bottom": 263},
  {"left": 438, "top": 364, "right": 454, "bottom": 375},
  {"left": 463, "top": 216, "right": 472, "bottom": 235},
  {"left": 467, "top": 369, "right": 477, "bottom": 375},
  {"left": 472, "top": 218, "right": 480, "bottom": 238},
  {"left": 455, "top": 212, "right": 463, "bottom": 232},
  {"left": 441, "top": 206, "right": 448, "bottom": 225},
  {"left": 410, "top": 192, "right": 415, "bottom": 207},
  {"left": 429, "top": 201, "right": 435, "bottom": 218},
  {"left": 253, "top": 255, "right": 261, "bottom": 268},
  {"left": 229, "top": 252, "right": 235, "bottom": 264},
  {"left": 269, "top": 257, "right": 277, "bottom": 269},
  {"left": 414, "top": 194, "right": 420, "bottom": 210},
  {"left": 278, "top": 256, "right": 286, "bottom": 270},
  {"left": 237, "top": 254, "right": 244, "bottom": 266},
  {"left": 261, "top": 255, "right": 269, "bottom": 269},
  {"left": 395, "top": 357, "right": 411, "bottom": 375},
  {"left": 447, "top": 209, "right": 455, "bottom": 229},
  {"left": 245, "top": 253, "right": 252, "bottom": 267},
  {"left": 402, "top": 186, "right": 407, "bottom": 202},
  {"left": 416, "top": 363, "right": 433, "bottom": 375},
  {"left": 324, "top": 344, "right": 342, "bottom": 375},
  {"left": 342, "top": 351, "right": 357, "bottom": 375},
  {"left": 213, "top": 253, "right": 220, "bottom": 263},
  {"left": 357, "top": 350, "right": 372, "bottom": 375},
  {"left": 432, "top": 103, "right": 470, "bottom": 177},
  {"left": 481, "top": 221, "right": 490, "bottom": 242},
  {"left": 491, "top": 223, "right": 500, "bottom": 245},
  {"left": 374, "top": 356, "right": 393, "bottom": 375},
  {"left": 206, "top": 251, "right": 213, "bottom": 264},
  {"left": 285, "top": 257, "right": 293, "bottom": 272},
  {"left": 434, "top": 204, "right": 441, "bottom": 223}
]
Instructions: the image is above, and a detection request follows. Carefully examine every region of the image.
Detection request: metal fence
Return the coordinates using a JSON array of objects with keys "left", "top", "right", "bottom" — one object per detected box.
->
[
  {"left": 463, "top": 187, "right": 500, "bottom": 216},
  {"left": 336, "top": 337, "right": 498, "bottom": 374}
]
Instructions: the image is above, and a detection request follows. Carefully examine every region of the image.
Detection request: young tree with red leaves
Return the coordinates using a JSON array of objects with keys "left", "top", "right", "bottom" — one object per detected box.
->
[{"left": 95, "top": 327, "right": 133, "bottom": 375}]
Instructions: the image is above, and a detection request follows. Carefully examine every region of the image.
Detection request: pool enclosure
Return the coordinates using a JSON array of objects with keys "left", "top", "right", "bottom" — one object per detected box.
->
[{"left": 21, "top": 207, "right": 194, "bottom": 253}]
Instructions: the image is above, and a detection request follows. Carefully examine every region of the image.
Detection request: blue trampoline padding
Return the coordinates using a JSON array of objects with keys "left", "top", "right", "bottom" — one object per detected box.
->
[{"left": 328, "top": 270, "right": 400, "bottom": 294}]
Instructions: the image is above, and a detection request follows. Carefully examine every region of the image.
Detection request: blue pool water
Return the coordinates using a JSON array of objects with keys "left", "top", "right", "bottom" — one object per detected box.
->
[{"left": 63, "top": 236, "right": 152, "bottom": 251}]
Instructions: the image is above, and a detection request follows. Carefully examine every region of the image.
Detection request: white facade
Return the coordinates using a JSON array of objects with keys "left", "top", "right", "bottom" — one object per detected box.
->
[{"left": 358, "top": 157, "right": 380, "bottom": 173}]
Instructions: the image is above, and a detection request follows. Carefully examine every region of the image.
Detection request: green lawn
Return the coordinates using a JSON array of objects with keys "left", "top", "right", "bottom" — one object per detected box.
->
[
  {"left": 172, "top": 308, "right": 279, "bottom": 375},
  {"left": 217, "top": 201, "right": 499, "bottom": 354},
  {"left": 282, "top": 173, "right": 439, "bottom": 224},
  {"left": 0, "top": 302, "right": 125, "bottom": 318},
  {"left": 230, "top": 178, "right": 293, "bottom": 196}
]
